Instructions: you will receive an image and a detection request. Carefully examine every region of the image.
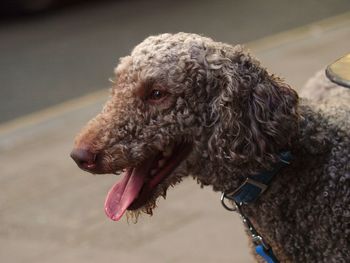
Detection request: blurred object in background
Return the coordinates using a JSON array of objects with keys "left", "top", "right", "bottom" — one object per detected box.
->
[
  {"left": 1, "top": 0, "right": 57, "bottom": 14},
  {"left": 0, "top": 0, "right": 86, "bottom": 15},
  {"left": 326, "top": 53, "right": 350, "bottom": 88}
]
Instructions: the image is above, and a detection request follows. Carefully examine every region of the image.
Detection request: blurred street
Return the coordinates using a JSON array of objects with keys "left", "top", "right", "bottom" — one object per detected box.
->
[
  {"left": 1, "top": 0, "right": 350, "bottom": 123},
  {"left": 1, "top": 1, "right": 350, "bottom": 263}
]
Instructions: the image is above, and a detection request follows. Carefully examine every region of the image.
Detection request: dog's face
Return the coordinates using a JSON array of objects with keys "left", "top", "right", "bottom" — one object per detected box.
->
[
  {"left": 71, "top": 33, "right": 212, "bottom": 221},
  {"left": 71, "top": 33, "right": 299, "bottom": 221}
]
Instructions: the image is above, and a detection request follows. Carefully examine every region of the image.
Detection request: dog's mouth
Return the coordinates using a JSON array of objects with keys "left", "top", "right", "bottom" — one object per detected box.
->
[{"left": 104, "top": 142, "right": 192, "bottom": 221}]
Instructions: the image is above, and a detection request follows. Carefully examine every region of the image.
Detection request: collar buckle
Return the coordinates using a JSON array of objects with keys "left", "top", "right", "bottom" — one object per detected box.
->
[
  {"left": 244, "top": 177, "right": 268, "bottom": 193},
  {"left": 224, "top": 177, "right": 268, "bottom": 197},
  {"left": 223, "top": 151, "right": 292, "bottom": 205}
]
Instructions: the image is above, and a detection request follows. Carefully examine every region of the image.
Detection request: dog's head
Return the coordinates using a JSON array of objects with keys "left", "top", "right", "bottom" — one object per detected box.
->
[{"left": 71, "top": 33, "right": 299, "bottom": 221}]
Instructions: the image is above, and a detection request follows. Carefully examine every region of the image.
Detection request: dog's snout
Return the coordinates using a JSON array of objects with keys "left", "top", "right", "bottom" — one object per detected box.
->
[{"left": 70, "top": 148, "right": 97, "bottom": 171}]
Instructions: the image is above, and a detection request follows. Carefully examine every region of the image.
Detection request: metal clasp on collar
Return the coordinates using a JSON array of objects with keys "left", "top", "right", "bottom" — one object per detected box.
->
[{"left": 220, "top": 193, "right": 270, "bottom": 250}]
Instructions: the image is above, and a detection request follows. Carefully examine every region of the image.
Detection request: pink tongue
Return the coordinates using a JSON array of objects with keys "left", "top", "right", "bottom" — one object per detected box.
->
[{"left": 104, "top": 162, "right": 152, "bottom": 221}]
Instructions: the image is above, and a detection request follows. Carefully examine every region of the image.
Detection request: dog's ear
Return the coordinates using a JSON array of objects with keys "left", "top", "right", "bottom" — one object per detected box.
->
[{"left": 206, "top": 50, "right": 299, "bottom": 166}]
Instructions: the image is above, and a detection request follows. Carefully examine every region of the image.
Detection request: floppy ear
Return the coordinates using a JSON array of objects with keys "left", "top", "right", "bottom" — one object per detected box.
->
[{"left": 206, "top": 50, "right": 299, "bottom": 167}]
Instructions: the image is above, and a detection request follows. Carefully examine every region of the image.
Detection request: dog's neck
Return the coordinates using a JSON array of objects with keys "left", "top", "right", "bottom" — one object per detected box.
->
[
  {"left": 193, "top": 102, "right": 329, "bottom": 196},
  {"left": 188, "top": 102, "right": 335, "bottom": 261}
]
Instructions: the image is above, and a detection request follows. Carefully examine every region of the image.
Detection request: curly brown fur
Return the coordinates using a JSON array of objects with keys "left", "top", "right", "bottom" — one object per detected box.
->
[{"left": 72, "top": 33, "right": 350, "bottom": 262}]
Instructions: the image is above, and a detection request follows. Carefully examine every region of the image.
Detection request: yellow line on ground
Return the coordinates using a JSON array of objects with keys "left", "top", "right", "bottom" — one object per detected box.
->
[
  {"left": 0, "top": 89, "right": 108, "bottom": 135},
  {"left": 246, "top": 11, "right": 350, "bottom": 52},
  {"left": 1, "top": 11, "right": 349, "bottom": 137}
]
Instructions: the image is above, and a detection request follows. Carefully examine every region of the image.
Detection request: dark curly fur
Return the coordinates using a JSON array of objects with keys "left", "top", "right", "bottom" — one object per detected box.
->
[{"left": 72, "top": 33, "right": 350, "bottom": 262}]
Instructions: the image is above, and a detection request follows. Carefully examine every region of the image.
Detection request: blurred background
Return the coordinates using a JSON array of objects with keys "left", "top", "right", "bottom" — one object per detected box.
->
[{"left": 0, "top": 1, "right": 349, "bottom": 262}]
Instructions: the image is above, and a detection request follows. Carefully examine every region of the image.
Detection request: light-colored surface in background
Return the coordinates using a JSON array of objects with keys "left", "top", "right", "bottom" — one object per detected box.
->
[
  {"left": 1, "top": 0, "right": 349, "bottom": 123},
  {"left": 1, "top": 12, "right": 350, "bottom": 263}
]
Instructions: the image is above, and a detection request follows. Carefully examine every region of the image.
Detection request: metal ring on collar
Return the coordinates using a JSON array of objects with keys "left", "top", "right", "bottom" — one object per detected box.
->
[{"left": 220, "top": 193, "right": 237, "bottom": 211}]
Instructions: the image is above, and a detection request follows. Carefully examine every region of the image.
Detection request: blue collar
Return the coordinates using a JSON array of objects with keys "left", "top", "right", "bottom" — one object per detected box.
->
[
  {"left": 225, "top": 151, "right": 292, "bottom": 204},
  {"left": 221, "top": 151, "right": 292, "bottom": 263}
]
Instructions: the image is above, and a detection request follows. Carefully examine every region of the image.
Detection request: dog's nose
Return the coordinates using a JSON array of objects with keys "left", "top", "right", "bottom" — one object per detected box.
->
[{"left": 70, "top": 148, "right": 97, "bottom": 171}]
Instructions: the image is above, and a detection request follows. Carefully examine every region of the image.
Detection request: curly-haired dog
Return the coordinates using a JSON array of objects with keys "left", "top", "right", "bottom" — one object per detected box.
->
[{"left": 71, "top": 33, "right": 349, "bottom": 262}]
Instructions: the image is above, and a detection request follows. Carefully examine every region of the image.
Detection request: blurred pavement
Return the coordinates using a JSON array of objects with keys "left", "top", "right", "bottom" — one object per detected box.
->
[
  {"left": 1, "top": 0, "right": 350, "bottom": 123},
  {"left": 1, "top": 11, "right": 350, "bottom": 263}
]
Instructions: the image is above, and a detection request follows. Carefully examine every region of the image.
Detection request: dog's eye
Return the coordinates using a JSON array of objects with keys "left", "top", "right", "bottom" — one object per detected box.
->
[{"left": 148, "top": 89, "right": 167, "bottom": 101}]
